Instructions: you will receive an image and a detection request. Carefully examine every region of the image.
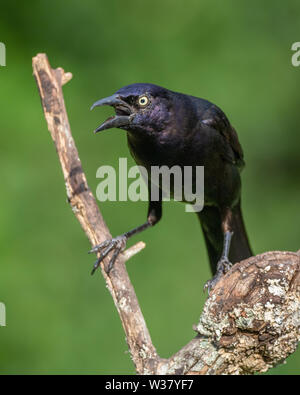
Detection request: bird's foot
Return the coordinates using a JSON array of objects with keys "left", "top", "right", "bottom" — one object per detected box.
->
[
  {"left": 89, "top": 235, "right": 127, "bottom": 275},
  {"left": 204, "top": 257, "right": 232, "bottom": 294}
]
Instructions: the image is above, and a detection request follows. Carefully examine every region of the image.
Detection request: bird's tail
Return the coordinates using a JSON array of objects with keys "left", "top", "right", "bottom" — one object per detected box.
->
[{"left": 197, "top": 201, "right": 252, "bottom": 274}]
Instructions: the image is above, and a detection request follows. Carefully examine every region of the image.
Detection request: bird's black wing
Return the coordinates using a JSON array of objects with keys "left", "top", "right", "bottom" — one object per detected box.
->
[{"left": 200, "top": 104, "right": 244, "bottom": 168}]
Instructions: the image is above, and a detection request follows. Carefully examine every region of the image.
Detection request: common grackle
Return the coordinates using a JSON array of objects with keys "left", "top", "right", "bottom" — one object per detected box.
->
[{"left": 90, "top": 83, "right": 252, "bottom": 291}]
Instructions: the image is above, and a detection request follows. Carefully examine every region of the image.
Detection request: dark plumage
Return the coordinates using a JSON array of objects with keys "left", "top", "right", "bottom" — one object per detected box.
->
[{"left": 90, "top": 83, "right": 252, "bottom": 290}]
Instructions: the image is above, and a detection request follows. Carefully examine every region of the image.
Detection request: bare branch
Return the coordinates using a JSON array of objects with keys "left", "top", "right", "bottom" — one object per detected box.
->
[
  {"left": 32, "top": 53, "right": 159, "bottom": 374},
  {"left": 32, "top": 54, "right": 300, "bottom": 375}
]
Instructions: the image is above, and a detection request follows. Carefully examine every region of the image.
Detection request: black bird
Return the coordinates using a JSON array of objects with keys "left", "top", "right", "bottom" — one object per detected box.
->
[{"left": 90, "top": 83, "right": 252, "bottom": 290}]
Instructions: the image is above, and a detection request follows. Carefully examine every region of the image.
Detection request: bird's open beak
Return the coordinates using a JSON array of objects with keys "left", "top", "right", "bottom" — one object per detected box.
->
[{"left": 91, "top": 94, "right": 131, "bottom": 133}]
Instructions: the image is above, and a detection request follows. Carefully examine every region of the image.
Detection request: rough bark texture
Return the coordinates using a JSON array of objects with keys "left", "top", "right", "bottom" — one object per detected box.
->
[
  {"left": 183, "top": 251, "right": 299, "bottom": 374},
  {"left": 32, "top": 53, "right": 300, "bottom": 375}
]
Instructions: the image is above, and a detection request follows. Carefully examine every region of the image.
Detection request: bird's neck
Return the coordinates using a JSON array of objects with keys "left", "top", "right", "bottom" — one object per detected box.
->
[{"left": 126, "top": 130, "right": 185, "bottom": 170}]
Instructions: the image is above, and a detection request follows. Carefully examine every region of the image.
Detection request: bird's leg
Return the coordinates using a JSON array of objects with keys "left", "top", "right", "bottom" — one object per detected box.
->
[
  {"left": 203, "top": 230, "right": 233, "bottom": 293},
  {"left": 204, "top": 209, "right": 234, "bottom": 293},
  {"left": 89, "top": 199, "right": 162, "bottom": 274}
]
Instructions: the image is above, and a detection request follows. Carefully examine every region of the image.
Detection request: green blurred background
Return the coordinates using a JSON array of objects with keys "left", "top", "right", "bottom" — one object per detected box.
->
[{"left": 0, "top": 0, "right": 299, "bottom": 374}]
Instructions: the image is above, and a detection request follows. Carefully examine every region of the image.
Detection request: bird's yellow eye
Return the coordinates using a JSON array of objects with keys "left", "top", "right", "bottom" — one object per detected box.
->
[{"left": 138, "top": 95, "right": 149, "bottom": 107}]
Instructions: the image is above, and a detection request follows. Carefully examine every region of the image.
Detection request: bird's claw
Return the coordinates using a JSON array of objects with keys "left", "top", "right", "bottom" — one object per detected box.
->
[
  {"left": 203, "top": 257, "right": 232, "bottom": 294},
  {"left": 89, "top": 235, "right": 127, "bottom": 275}
]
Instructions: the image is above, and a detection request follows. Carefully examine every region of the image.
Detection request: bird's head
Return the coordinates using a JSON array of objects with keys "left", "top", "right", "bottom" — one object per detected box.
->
[{"left": 91, "top": 83, "right": 173, "bottom": 138}]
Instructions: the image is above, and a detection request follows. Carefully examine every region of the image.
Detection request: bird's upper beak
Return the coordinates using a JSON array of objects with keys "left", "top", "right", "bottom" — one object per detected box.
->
[{"left": 91, "top": 94, "right": 132, "bottom": 133}]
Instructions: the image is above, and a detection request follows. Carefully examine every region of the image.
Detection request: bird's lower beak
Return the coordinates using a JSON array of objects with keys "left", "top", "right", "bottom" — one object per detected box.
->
[{"left": 91, "top": 94, "right": 131, "bottom": 133}]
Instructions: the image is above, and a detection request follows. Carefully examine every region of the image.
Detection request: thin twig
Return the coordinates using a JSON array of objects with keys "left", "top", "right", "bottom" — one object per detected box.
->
[{"left": 32, "top": 53, "right": 159, "bottom": 374}]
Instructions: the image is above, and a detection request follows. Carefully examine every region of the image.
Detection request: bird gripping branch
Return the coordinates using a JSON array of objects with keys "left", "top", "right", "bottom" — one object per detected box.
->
[{"left": 90, "top": 83, "right": 252, "bottom": 291}]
